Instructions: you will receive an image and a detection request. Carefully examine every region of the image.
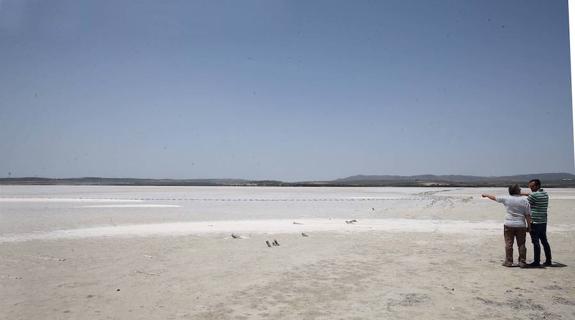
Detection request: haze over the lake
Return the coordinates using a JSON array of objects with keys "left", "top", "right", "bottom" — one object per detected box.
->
[{"left": 0, "top": 0, "right": 573, "bottom": 181}]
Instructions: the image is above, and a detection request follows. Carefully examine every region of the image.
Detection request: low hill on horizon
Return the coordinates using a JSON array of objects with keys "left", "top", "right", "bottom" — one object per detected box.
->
[
  {"left": 1, "top": 173, "right": 575, "bottom": 187},
  {"left": 329, "top": 173, "right": 575, "bottom": 187}
]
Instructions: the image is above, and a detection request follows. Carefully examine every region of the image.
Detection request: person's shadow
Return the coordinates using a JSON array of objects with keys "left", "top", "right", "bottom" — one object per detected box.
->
[
  {"left": 546, "top": 262, "right": 567, "bottom": 268},
  {"left": 518, "top": 262, "right": 568, "bottom": 269}
]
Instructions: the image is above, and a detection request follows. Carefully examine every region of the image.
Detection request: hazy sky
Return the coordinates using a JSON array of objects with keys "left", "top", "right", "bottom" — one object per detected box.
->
[{"left": 0, "top": 0, "right": 573, "bottom": 181}]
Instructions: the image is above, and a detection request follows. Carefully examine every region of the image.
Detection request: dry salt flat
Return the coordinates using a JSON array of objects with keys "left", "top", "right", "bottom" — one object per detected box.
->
[{"left": 1, "top": 185, "right": 574, "bottom": 320}]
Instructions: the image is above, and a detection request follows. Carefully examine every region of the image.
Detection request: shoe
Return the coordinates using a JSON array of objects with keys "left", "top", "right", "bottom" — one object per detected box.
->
[
  {"left": 502, "top": 261, "right": 513, "bottom": 267},
  {"left": 519, "top": 262, "right": 527, "bottom": 268},
  {"left": 543, "top": 261, "right": 552, "bottom": 266},
  {"left": 527, "top": 262, "right": 542, "bottom": 268}
]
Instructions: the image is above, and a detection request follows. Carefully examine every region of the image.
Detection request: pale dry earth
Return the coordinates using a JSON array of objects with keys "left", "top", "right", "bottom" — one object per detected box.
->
[{"left": 1, "top": 186, "right": 574, "bottom": 319}]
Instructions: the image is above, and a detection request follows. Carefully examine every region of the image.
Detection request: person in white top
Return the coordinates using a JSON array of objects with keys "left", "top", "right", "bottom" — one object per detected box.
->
[{"left": 482, "top": 184, "right": 532, "bottom": 268}]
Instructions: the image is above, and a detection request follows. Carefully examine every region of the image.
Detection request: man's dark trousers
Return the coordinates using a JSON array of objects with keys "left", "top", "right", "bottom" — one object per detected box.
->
[{"left": 530, "top": 223, "right": 552, "bottom": 264}]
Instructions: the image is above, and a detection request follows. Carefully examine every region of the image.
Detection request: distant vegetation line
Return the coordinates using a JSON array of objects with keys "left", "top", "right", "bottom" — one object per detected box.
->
[{"left": 1, "top": 173, "right": 575, "bottom": 187}]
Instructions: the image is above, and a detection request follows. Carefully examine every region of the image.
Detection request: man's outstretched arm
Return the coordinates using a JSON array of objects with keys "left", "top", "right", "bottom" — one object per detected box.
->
[{"left": 481, "top": 194, "right": 497, "bottom": 201}]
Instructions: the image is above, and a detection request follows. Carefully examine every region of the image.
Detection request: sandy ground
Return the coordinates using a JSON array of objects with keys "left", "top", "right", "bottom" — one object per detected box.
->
[{"left": 1, "top": 186, "right": 574, "bottom": 319}]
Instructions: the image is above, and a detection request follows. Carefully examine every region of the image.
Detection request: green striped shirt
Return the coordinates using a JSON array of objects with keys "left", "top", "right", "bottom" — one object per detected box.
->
[{"left": 527, "top": 188, "right": 548, "bottom": 224}]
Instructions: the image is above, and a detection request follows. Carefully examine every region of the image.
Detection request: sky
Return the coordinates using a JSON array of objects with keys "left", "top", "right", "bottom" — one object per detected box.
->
[{"left": 0, "top": 0, "right": 573, "bottom": 181}]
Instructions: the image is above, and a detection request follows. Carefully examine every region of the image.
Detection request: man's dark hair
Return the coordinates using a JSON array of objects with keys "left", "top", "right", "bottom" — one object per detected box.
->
[
  {"left": 529, "top": 179, "right": 541, "bottom": 188},
  {"left": 508, "top": 184, "right": 521, "bottom": 195}
]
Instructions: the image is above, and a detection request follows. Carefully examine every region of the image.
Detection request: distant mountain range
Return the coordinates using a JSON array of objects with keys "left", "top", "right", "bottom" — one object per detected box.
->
[
  {"left": 1, "top": 173, "right": 575, "bottom": 187},
  {"left": 329, "top": 173, "right": 575, "bottom": 187}
]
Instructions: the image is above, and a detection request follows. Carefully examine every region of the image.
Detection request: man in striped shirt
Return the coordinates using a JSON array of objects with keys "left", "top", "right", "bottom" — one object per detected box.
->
[{"left": 523, "top": 179, "right": 552, "bottom": 267}]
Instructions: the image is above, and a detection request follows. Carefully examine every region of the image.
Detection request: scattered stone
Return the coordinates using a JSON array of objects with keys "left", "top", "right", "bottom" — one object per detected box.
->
[
  {"left": 231, "top": 233, "right": 241, "bottom": 239},
  {"left": 273, "top": 239, "right": 280, "bottom": 246},
  {"left": 116, "top": 289, "right": 120, "bottom": 292},
  {"left": 387, "top": 293, "right": 430, "bottom": 308},
  {"left": 442, "top": 285, "right": 455, "bottom": 293},
  {"left": 293, "top": 221, "right": 303, "bottom": 225},
  {"left": 528, "top": 312, "right": 562, "bottom": 320},
  {"left": 301, "top": 232, "right": 309, "bottom": 237},
  {"left": 552, "top": 296, "right": 575, "bottom": 306},
  {"left": 135, "top": 270, "right": 160, "bottom": 276},
  {"left": 266, "top": 241, "right": 272, "bottom": 248},
  {"left": 345, "top": 219, "right": 358, "bottom": 224},
  {"left": 543, "top": 285, "right": 563, "bottom": 290}
]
